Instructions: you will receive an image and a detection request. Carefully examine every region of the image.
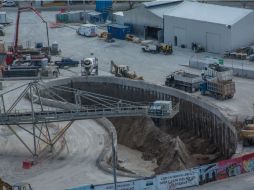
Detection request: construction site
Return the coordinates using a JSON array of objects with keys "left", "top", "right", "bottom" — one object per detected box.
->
[{"left": 0, "top": 1, "right": 254, "bottom": 190}]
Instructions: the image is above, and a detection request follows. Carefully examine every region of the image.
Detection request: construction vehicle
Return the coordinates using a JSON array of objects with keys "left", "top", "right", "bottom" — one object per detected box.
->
[
  {"left": 142, "top": 44, "right": 160, "bottom": 54},
  {"left": 12, "top": 182, "right": 32, "bottom": 190},
  {"left": 98, "top": 32, "right": 114, "bottom": 43},
  {"left": 142, "top": 43, "right": 173, "bottom": 55},
  {"left": 200, "top": 63, "right": 235, "bottom": 100},
  {"left": 110, "top": 61, "right": 143, "bottom": 80},
  {"left": 200, "top": 78, "right": 235, "bottom": 100},
  {"left": 165, "top": 70, "right": 202, "bottom": 93},
  {"left": 81, "top": 57, "right": 98, "bottom": 76},
  {"left": 240, "top": 105, "right": 254, "bottom": 146},
  {"left": 6, "top": 7, "right": 50, "bottom": 64},
  {"left": 159, "top": 43, "right": 173, "bottom": 55},
  {"left": 0, "top": 178, "right": 32, "bottom": 190}
]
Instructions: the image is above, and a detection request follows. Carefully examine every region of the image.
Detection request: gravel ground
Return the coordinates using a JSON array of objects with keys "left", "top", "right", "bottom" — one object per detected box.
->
[
  {"left": 3, "top": 11, "right": 253, "bottom": 121},
  {"left": 0, "top": 10, "right": 254, "bottom": 189}
]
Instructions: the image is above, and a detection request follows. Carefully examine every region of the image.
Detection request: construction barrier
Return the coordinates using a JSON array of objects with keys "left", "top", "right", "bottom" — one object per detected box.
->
[{"left": 67, "top": 152, "right": 254, "bottom": 190}]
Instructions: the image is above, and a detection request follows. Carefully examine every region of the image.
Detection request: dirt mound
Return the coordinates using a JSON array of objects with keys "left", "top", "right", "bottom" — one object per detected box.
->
[
  {"left": 109, "top": 117, "right": 195, "bottom": 173},
  {"left": 110, "top": 117, "right": 222, "bottom": 174}
]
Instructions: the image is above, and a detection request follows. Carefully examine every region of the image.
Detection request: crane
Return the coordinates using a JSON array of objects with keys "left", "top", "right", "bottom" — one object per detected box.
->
[{"left": 13, "top": 7, "right": 50, "bottom": 56}]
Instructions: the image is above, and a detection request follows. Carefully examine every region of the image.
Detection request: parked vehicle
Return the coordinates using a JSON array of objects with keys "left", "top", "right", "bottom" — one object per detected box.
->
[
  {"left": 200, "top": 78, "right": 235, "bottom": 100},
  {"left": 54, "top": 58, "right": 79, "bottom": 68},
  {"left": 142, "top": 43, "right": 173, "bottom": 55},
  {"left": 165, "top": 70, "right": 202, "bottom": 93},
  {"left": 77, "top": 24, "right": 97, "bottom": 37},
  {"left": 81, "top": 57, "right": 98, "bottom": 76},
  {"left": 110, "top": 60, "right": 143, "bottom": 80},
  {"left": 2, "top": 0, "right": 16, "bottom": 7},
  {"left": 142, "top": 44, "right": 160, "bottom": 54},
  {"left": 241, "top": 116, "right": 254, "bottom": 147}
]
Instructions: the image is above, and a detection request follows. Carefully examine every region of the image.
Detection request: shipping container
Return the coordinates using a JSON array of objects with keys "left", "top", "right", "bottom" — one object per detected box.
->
[
  {"left": 107, "top": 24, "right": 131, "bottom": 40},
  {"left": 96, "top": 0, "right": 112, "bottom": 12},
  {"left": 66, "top": 11, "right": 83, "bottom": 23},
  {"left": 87, "top": 11, "right": 104, "bottom": 24}
]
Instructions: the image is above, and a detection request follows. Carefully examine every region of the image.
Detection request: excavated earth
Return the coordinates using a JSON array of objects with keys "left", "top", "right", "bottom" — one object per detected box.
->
[{"left": 110, "top": 117, "right": 224, "bottom": 174}]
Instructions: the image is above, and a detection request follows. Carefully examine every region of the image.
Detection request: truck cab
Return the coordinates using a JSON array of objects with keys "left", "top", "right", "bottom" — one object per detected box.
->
[{"left": 55, "top": 58, "right": 79, "bottom": 68}]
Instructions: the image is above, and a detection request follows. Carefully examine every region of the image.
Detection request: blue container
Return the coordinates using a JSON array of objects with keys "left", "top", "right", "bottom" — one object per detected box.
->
[
  {"left": 124, "top": 23, "right": 133, "bottom": 34},
  {"left": 96, "top": 0, "right": 112, "bottom": 12},
  {"left": 107, "top": 24, "right": 131, "bottom": 40}
]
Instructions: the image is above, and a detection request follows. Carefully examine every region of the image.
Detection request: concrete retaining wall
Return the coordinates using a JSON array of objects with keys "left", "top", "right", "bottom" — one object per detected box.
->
[{"left": 40, "top": 76, "right": 237, "bottom": 157}]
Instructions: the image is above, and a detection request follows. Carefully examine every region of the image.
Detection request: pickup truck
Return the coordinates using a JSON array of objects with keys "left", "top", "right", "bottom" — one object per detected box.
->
[{"left": 54, "top": 58, "right": 79, "bottom": 68}]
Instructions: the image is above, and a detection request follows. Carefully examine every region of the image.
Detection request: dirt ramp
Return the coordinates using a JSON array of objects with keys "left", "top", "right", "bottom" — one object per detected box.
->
[{"left": 109, "top": 117, "right": 195, "bottom": 174}]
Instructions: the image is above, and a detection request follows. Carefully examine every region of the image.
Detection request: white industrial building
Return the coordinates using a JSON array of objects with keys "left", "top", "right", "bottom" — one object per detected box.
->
[
  {"left": 164, "top": 2, "right": 254, "bottom": 53},
  {"left": 124, "top": 0, "right": 182, "bottom": 41}
]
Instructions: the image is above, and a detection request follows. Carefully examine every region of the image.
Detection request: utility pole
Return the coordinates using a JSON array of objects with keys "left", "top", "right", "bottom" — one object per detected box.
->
[{"left": 111, "top": 132, "right": 117, "bottom": 190}]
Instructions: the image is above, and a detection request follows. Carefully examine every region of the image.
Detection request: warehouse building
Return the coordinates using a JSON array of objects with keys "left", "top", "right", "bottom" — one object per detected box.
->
[
  {"left": 124, "top": 0, "right": 182, "bottom": 41},
  {"left": 164, "top": 2, "right": 254, "bottom": 53}
]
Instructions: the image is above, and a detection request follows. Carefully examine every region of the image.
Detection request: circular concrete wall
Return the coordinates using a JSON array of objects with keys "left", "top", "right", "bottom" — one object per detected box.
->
[{"left": 41, "top": 76, "right": 237, "bottom": 157}]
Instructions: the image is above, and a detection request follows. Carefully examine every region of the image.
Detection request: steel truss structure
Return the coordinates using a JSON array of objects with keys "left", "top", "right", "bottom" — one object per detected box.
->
[{"left": 0, "top": 81, "right": 179, "bottom": 160}]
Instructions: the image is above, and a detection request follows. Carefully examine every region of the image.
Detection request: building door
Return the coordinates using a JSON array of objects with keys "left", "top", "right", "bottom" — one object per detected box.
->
[
  {"left": 206, "top": 32, "right": 221, "bottom": 53},
  {"left": 174, "top": 27, "right": 186, "bottom": 47}
]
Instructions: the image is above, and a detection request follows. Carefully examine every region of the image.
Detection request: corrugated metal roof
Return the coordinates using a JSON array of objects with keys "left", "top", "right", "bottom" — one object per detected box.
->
[
  {"left": 113, "top": 11, "right": 124, "bottom": 16},
  {"left": 108, "top": 24, "right": 130, "bottom": 29},
  {"left": 148, "top": 3, "right": 180, "bottom": 18},
  {"left": 165, "top": 1, "right": 253, "bottom": 25},
  {"left": 143, "top": 0, "right": 183, "bottom": 8}
]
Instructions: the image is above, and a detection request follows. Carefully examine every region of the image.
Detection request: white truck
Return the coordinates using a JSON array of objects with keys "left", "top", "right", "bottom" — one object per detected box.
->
[
  {"left": 81, "top": 57, "right": 98, "bottom": 76},
  {"left": 77, "top": 24, "right": 97, "bottom": 37}
]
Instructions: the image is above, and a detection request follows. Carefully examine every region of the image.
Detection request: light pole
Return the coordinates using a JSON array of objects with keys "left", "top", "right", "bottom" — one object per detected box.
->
[{"left": 111, "top": 132, "right": 117, "bottom": 190}]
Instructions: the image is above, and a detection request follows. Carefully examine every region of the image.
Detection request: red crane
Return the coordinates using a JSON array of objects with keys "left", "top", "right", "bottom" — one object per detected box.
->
[{"left": 13, "top": 7, "right": 50, "bottom": 56}]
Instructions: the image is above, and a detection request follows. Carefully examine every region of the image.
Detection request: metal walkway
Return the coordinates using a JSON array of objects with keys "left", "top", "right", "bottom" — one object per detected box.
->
[
  {"left": 0, "top": 81, "right": 179, "bottom": 159},
  {"left": 0, "top": 106, "right": 175, "bottom": 125}
]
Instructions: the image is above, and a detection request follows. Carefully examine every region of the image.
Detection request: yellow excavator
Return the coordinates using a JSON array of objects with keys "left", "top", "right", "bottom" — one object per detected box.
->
[
  {"left": 0, "top": 178, "right": 32, "bottom": 190},
  {"left": 110, "top": 61, "right": 143, "bottom": 80},
  {"left": 240, "top": 104, "right": 254, "bottom": 146}
]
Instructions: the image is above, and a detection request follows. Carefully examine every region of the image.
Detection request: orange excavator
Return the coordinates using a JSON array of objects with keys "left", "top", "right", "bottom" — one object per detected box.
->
[{"left": 6, "top": 6, "right": 50, "bottom": 65}]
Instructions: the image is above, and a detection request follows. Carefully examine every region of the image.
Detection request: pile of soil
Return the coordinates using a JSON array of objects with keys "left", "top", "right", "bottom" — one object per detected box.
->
[{"left": 109, "top": 117, "right": 222, "bottom": 174}]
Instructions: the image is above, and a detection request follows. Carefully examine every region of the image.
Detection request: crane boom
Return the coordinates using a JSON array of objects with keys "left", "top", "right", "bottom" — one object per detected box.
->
[{"left": 14, "top": 7, "right": 50, "bottom": 55}]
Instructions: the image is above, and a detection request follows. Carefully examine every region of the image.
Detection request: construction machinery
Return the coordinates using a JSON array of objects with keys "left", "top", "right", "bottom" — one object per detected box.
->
[
  {"left": 165, "top": 70, "right": 202, "bottom": 93},
  {"left": 2, "top": 58, "right": 59, "bottom": 78},
  {"left": 200, "top": 78, "right": 235, "bottom": 100},
  {"left": 6, "top": 7, "right": 50, "bottom": 65},
  {"left": 98, "top": 32, "right": 114, "bottom": 43},
  {"left": 200, "top": 63, "right": 235, "bottom": 100},
  {"left": 12, "top": 183, "right": 32, "bottom": 190},
  {"left": 81, "top": 57, "right": 98, "bottom": 76},
  {"left": 241, "top": 105, "right": 254, "bottom": 146},
  {"left": 110, "top": 61, "right": 143, "bottom": 80},
  {"left": 0, "top": 178, "right": 32, "bottom": 190},
  {"left": 141, "top": 43, "right": 173, "bottom": 55}
]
